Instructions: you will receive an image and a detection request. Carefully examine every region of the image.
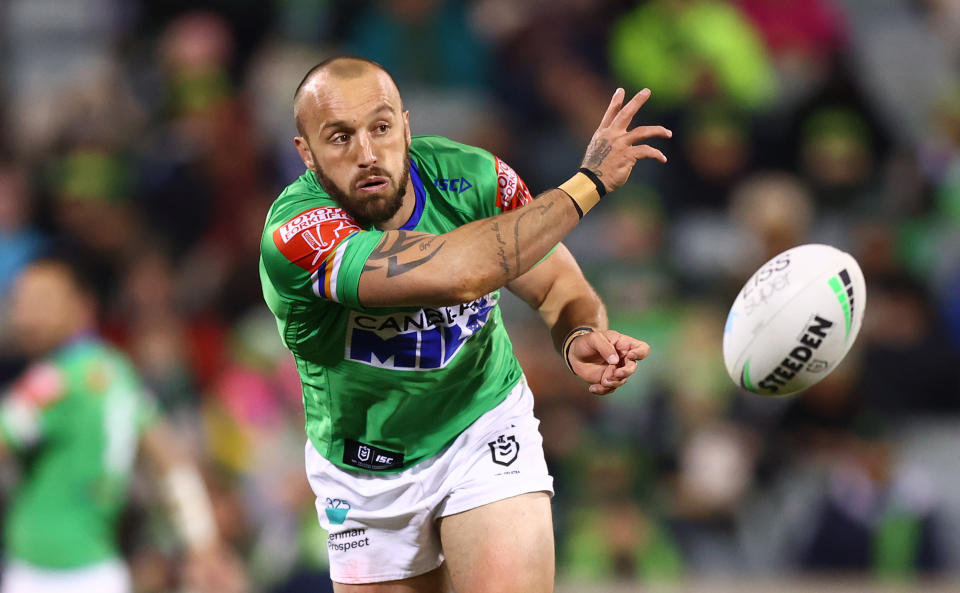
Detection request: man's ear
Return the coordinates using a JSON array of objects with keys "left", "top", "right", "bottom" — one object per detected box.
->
[
  {"left": 403, "top": 110, "right": 411, "bottom": 145},
  {"left": 294, "top": 136, "right": 316, "bottom": 172}
]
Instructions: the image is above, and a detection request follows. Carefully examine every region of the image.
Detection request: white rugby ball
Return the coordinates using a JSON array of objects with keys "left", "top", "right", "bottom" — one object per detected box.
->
[{"left": 723, "top": 244, "right": 866, "bottom": 396}]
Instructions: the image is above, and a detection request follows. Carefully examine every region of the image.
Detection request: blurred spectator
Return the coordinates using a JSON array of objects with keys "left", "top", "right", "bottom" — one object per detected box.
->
[
  {"left": 560, "top": 446, "right": 684, "bottom": 583},
  {"left": 796, "top": 431, "right": 946, "bottom": 577},
  {"left": 202, "top": 310, "right": 329, "bottom": 590},
  {"left": 659, "top": 105, "right": 755, "bottom": 212},
  {"left": 608, "top": 0, "right": 778, "bottom": 112},
  {"left": 0, "top": 162, "right": 45, "bottom": 297},
  {"left": 0, "top": 257, "right": 245, "bottom": 593},
  {"left": 347, "top": 0, "right": 490, "bottom": 91},
  {"left": 729, "top": 171, "right": 815, "bottom": 273},
  {"left": 736, "top": 0, "right": 848, "bottom": 105},
  {"left": 798, "top": 106, "right": 877, "bottom": 210},
  {"left": 855, "top": 271, "right": 960, "bottom": 415}
]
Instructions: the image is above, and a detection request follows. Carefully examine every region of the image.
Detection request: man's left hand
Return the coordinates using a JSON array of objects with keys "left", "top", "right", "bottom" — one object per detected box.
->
[{"left": 568, "top": 330, "right": 650, "bottom": 395}]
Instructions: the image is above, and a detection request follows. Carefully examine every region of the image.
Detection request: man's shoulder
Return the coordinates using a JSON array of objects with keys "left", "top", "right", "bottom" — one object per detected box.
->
[
  {"left": 411, "top": 135, "right": 494, "bottom": 169},
  {"left": 266, "top": 171, "right": 338, "bottom": 227},
  {"left": 410, "top": 135, "right": 499, "bottom": 201}
]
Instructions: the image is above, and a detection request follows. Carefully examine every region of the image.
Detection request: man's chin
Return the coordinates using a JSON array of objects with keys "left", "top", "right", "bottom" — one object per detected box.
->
[{"left": 346, "top": 193, "right": 403, "bottom": 225}]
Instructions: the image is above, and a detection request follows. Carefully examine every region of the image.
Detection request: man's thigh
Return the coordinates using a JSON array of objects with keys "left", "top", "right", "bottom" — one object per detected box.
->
[
  {"left": 438, "top": 491, "right": 554, "bottom": 593},
  {"left": 332, "top": 566, "right": 449, "bottom": 593}
]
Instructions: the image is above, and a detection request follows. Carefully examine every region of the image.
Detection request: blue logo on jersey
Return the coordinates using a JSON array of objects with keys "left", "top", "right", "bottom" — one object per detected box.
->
[
  {"left": 434, "top": 177, "right": 473, "bottom": 194},
  {"left": 346, "top": 294, "right": 495, "bottom": 370}
]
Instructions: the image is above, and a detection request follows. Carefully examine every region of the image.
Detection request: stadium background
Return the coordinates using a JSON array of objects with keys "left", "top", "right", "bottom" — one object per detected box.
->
[{"left": 1, "top": 0, "right": 959, "bottom": 591}]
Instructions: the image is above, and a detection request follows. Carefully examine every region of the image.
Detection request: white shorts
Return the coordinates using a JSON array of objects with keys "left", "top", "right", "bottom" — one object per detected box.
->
[
  {"left": 1, "top": 559, "right": 130, "bottom": 593},
  {"left": 305, "top": 375, "right": 554, "bottom": 584}
]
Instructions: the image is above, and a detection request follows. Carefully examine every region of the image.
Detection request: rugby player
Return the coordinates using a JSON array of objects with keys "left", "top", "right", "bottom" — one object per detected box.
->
[
  {"left": 259, "top": 56, "right": 671, "bottom": 592},
  {"left": 0, "top": 257, "right": 242, "bottom": 593}
]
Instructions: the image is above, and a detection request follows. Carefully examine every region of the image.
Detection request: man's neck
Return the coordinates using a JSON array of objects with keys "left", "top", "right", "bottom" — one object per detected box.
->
[{"left": 376, "top": 175, "right": 417, "bottom": 231}]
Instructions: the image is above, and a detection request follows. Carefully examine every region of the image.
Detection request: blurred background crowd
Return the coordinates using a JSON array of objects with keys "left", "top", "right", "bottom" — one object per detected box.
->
[{"left": 1, "top": 0, "right": 959, "bottom": 590}]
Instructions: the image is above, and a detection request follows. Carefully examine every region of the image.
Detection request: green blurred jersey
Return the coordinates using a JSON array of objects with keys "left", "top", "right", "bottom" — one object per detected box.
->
[{"left": 0, "top": 336, "right": 157, "bottom": 568}]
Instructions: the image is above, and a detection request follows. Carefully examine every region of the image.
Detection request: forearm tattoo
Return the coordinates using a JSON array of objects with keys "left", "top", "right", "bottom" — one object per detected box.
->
[
  {"left": 582, "top": 138, "right": 612, "bottom": 177},
  {"left": 512, "top": 200, "right": 556, "bottom": 274},
  {"left": 363, "top": 231, "right": 446, "bottom": 278},
  {"left": 490, "top": 221, "right": 511, "bottom": 276}
]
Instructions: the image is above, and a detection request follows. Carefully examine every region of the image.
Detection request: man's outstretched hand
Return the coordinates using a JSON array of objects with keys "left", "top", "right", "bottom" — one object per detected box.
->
[
  {"left": 568, "top": 330, "right": 651, "bottom": 395},
  {"left": 581, "top": 88, "right": 671, "bottom": 193}
]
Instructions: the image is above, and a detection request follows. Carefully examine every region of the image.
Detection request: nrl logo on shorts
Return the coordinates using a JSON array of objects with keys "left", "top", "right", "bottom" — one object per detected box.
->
[{"left": 488, "top": 434, "right": 519, "bottom": 466}]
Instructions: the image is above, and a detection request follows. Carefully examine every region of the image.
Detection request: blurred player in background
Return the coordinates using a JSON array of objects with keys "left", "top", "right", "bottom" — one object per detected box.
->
[
  {"left": 0, "top": 256, "right": 244, "bottom": 593},
  {"left": 260, "top": 56, "right": 670, "bottom": 592}
]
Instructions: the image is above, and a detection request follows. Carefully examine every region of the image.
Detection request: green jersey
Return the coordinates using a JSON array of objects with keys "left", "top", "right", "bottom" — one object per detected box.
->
[
  {"left": 260, "top": 135, "right": 537, "bottom": 472},
  {"left": 0, "top": 336, "right": 157, "bottom": 568}
]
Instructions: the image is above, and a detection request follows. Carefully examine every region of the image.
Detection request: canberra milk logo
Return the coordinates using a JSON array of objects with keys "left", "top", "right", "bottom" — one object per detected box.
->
[{"left": 345, "top": 293, "right": 497, "bottom": 370}]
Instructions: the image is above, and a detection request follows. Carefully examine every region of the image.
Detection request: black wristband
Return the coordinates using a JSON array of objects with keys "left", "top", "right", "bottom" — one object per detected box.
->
[
  {"left": 577, "top": 167, "right": 607, "bottom": 197},
  {"left": 562, "top": 326, "right": 595, "bottom": 374},
  {"left": 565, "top": 192, "right": 585, "bottom": 219}
]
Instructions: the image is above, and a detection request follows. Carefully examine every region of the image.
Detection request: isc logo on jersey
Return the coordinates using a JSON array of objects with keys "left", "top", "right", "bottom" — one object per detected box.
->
[{"left": 346, "top": 293, "right": 497, "bottom": 370}]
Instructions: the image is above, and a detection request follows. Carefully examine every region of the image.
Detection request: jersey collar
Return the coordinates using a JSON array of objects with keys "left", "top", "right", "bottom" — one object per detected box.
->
[
  {"left": 309, "top": 159, "right": 426, "bottom": 231},
  {"left": 397, "top": 158, "right": 426, "bottom": 231}
]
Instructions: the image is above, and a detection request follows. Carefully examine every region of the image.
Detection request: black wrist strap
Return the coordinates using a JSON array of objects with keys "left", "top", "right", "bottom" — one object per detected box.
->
[
  {"left": 563, "top": 326, "right": 595, "bottom": 374},
  {"left": 565, "top": 193, "right": 584, "bottom": 218},
  {"left": 577, "top": 168, "right": 607, "bottom": 198}
]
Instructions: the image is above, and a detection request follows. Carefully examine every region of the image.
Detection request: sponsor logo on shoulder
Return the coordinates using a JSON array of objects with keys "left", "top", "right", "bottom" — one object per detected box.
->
[
  {"left": 277, "top": 207, "right": 358, "bottom": 244},
  {"left": 495, "top": 157, "right": 533, "bottom": 210}
]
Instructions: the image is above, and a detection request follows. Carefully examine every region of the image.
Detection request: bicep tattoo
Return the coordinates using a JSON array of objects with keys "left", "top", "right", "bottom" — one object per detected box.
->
[{"left": 362, "top": 231, "right": 446, "bottom": 278}]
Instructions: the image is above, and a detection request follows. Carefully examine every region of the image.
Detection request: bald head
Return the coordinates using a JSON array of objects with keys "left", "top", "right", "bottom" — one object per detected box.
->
[{"left": 294, "top": 56, "right": 400, "bottom": 137}]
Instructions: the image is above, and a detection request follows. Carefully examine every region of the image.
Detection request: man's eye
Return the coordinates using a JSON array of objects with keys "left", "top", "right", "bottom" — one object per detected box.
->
[
  {"left": 332, "top": 134, "right": 349, "bottom": 144},
  {"left": 376, "top": 124, "right": 390, "bottom": 134}
]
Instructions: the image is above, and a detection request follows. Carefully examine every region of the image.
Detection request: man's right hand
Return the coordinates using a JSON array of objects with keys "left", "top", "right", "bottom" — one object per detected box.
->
[{"left": 581, "top": 88, "right": 672, "bottom": 193}]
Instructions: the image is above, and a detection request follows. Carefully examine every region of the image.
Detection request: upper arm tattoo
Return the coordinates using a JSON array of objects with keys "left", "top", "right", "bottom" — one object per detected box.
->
[{"left": 362, "top": 231, "right": 446, "bottom": 278}]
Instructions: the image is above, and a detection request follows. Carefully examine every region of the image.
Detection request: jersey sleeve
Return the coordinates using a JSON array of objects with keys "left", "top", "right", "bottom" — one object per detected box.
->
[
  {"left": 261, "top": 201, "right": 384, "bottom": 308},
  {"left": 492, "top": 156, "right": 535, "bottom": 214},
  {"left": 0, "top": 363, "right": 66, "bottom": 451},
  {"left": 488, "top": 156, "right": 557, "bottom": 264}
]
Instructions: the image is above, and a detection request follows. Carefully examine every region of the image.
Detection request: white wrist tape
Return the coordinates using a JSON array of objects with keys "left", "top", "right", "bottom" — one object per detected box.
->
[{"left": 162, "top": 465, "right": 217, "bottom": 551}]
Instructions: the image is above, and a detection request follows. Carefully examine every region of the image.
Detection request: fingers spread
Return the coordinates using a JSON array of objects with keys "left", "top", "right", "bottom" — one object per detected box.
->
[
  {"left": 599, "top": 88, "right": 625, "bottom": 129},
  {"left": 626, "top": 125, "right": 672, "bottom": 144},
  {"left": 612, "top": 88, "right": 651, "bottom": 130},
  {"left": 631, "top": 144, "right": 667, "bottom": 163}
]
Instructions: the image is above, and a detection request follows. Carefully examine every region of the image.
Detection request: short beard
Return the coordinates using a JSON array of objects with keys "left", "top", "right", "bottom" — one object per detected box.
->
[{"left": 314, "top": 152, "right": 411, "bottom": 229}]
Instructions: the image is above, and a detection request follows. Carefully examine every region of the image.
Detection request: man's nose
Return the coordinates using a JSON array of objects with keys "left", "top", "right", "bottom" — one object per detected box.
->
[{"left": 357, "top": 133, "right": 377, "bottom": 167}]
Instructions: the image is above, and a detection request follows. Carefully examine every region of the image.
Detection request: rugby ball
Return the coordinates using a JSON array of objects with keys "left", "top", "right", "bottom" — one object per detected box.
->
[{"left": 723, "top": 244, "right": 866, "bottom": 396}]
